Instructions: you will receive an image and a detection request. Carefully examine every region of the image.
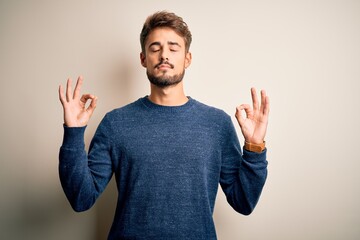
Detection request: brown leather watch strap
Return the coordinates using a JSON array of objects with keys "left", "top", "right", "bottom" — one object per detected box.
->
[{"left": 244, "top": 141, "right": 266, "bottom": 153}]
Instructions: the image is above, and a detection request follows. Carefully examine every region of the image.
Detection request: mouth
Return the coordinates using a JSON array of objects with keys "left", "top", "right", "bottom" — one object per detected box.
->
[{"left": 155, "top": 62, "right": 174, "bottom": 69}]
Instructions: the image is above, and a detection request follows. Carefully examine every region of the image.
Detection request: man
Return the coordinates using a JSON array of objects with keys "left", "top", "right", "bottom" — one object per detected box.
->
[{"left": 58, "top": 11, "right": 269, "bottom": 240}]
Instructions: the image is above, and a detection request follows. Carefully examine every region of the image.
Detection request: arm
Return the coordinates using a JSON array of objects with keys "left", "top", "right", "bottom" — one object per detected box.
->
[
  {"left": 58, "top": 77, "right": 112, "bottom": 212},
  {"left": 220, "top": 88, "right": 270, "bottom": 215},
  {"left": 219, "top": 118, "right": 268, "bottom": 215}
]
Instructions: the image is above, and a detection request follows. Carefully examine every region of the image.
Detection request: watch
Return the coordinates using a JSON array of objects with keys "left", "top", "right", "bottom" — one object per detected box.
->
[{"left": 244, "top": 141, "right": 266, "bottom": 153}]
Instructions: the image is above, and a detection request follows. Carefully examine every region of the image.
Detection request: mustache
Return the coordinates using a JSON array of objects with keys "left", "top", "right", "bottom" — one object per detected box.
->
[{"left": 155, "top": 61, "right": 174, "bottom": 69}]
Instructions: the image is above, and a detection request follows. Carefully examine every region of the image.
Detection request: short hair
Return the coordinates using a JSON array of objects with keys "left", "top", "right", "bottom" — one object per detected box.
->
[{"left": 140, "top": 11, "right": 192, "bottom": 54}]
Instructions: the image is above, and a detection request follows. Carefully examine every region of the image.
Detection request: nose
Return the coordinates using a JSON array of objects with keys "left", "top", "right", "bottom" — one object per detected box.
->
[{"left": 160, "top": 49, "right": 169, "bottom": 62}]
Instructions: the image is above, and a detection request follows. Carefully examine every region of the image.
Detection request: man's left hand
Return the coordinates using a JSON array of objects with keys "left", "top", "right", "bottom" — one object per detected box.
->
[{"left": 235, "top": 88, "right": 270, "bottom": 144}]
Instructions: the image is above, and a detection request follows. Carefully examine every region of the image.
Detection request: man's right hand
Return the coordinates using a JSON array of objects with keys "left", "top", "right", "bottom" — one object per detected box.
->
[{"left": 59, "top": 76, "right": 97, "bottom": 127}]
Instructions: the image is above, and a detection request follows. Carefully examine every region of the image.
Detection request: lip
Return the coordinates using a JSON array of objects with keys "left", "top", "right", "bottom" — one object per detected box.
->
[
  {"left": 155, "top": 61, "right": 174, "bottom": 69},
  {"left": 157, "top": 64, "right": 172, "bottom": 69}
]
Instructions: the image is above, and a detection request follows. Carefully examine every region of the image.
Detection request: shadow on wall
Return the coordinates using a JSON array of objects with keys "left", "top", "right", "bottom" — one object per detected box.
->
[
  {"left": 92, "top": 59, "right": 137, "bottom": 239},
  {"left": 96, "top": 178, "right": 118, "bottom": 239}
]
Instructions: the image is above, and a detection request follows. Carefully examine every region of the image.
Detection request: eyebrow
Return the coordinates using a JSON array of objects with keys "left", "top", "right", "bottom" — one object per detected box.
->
[
  {"left": 148, "top": 41, "right": 182, "bottom": 49},
  {"left": 168, "top": 41, "right": 181, "bottom": 47}
]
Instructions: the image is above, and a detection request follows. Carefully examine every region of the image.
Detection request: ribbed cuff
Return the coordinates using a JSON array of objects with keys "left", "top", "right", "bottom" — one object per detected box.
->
[
  {"left": 242, "top": 147, "right": 267, "bottom": 163},
  {"left": 62, "top": 125, "right": 86, "bottom": 149}
]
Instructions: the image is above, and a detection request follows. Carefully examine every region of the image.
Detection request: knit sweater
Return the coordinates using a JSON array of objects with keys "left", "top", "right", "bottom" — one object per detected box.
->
[{"left": 59, "top": 96, "right": 268, "bottom": 240}]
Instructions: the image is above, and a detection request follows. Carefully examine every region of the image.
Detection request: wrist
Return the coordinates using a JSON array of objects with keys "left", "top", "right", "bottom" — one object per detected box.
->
[{"left": 244, "top": 141, "right": 266, "bottom": 153}]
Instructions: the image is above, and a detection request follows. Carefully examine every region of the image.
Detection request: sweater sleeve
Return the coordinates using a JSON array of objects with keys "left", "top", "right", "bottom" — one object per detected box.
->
[
  {"left": 219, "top": 116, "right": 268, "bottom": 215},
  {"left": 59, "top": 116, "right": 113, "bottom": 212}
]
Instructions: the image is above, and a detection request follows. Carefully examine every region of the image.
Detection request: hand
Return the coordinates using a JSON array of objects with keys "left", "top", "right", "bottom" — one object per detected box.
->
[
  {"left": 235, "top": 88, "right": 270, "bottom": 144},
  {"left": 59, "top": 76, "right": 97, "bottom": 127}
]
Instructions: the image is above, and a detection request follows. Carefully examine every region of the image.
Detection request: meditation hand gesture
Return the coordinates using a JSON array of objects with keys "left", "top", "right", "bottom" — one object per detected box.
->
[
  {"left": 235, "top": 88, "right": 270, "bottom": 144},
  {"left": 59, "top": 76, "right": 97, "bottom": 127}
]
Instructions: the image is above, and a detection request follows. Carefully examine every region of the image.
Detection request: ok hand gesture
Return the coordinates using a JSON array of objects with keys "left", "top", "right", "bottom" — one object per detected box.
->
[
  {"left": 235, "top": 88, "right": 270, "bottom": 144},
  {"left": 59, "top": 76, "right": 97, "bottom": 127}
]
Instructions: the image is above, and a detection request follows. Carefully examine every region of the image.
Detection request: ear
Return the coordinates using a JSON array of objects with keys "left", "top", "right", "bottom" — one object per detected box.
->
[
  {"left": 185, "top": 52, "right": 192, "bottom": 69},
  {"left": 140, "top": 52, "right": 147, "bottom": 68}
]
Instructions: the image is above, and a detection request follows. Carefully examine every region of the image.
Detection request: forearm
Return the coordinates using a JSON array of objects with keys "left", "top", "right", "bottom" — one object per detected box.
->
[
  {"left": 59, "top": 126, "right": 100, "bottom": 212},
  {"left": 221, "top": 149, "right": 268, "bottom": 215},
  {"left": 239, "top": 149, "right": 268, "bottom": 213}
]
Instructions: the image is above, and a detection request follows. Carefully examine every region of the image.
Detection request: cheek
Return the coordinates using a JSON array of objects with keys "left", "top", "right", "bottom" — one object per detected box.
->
[
  {"left": 178, "top": 59, "right": 188, "bottom": 69},
  {"left": 148, "top": 55, "right": 160, "bottom": 65}
]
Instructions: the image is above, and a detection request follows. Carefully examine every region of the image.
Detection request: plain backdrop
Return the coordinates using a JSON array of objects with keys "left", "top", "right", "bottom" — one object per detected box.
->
[{"left": 1, "top": 0, "right": 359, "bottom": 239}]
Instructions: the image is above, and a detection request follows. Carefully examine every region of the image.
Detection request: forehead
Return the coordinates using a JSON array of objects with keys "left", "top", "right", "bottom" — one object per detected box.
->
[{"left": 146, "top": 27, "right": 185, "bottom": 47}]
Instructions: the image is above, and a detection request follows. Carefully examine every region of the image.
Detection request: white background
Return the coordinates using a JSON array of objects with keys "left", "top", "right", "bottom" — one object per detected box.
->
[{"left": 1, "top": 0, "right": 359, "bottom": 239}]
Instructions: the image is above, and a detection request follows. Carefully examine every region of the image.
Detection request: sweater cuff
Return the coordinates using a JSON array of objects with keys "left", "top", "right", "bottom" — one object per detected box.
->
[
  {"left": 242, "top": 148, "right": 267, "bottom": 163},
  {"left": 62, "top": 125, "right": 86, "bottom": 149}
]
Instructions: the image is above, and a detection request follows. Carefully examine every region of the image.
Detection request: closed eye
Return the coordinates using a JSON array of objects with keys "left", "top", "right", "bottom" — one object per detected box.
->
[
  {"left": 148, "top": 42, "right": 161, "bottom": 52},
  {"left": 168, "top": 41, "right": 181, "bottom": 52}
]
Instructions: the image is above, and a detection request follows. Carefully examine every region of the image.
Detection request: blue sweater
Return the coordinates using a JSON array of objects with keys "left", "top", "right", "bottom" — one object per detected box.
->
[{"left": 59, "top": 97, "right": 268, "bottom": 239}]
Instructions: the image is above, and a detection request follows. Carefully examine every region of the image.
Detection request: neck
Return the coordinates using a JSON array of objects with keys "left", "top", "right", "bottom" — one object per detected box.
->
[{"left": 148, "top": 82, "right": 188, "bottom": 106}]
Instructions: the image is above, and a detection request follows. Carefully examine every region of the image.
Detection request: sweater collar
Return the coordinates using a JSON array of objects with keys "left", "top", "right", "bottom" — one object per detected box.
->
[{"left": 140, "top": 96, "right": 195, "bottom": 113}]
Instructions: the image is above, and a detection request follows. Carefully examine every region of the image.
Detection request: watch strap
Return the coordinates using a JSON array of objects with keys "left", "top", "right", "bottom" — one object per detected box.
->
[{"left": 244, "top": 141, "right": 266, "bottom": 153}]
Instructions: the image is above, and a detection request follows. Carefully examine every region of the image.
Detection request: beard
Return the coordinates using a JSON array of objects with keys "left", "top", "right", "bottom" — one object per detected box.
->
[{"left": 147, "top": 70, "right": 185, "bottom": 88}]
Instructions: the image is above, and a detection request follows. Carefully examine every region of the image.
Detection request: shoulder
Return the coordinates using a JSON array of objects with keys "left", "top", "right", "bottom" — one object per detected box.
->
[
  {"left": 190, "top": 99, "right": 238, "bottom": 141},
  {"left": 191, "top": 98, "right": 232, "bottom": 123},
  {"left": 103, "top": 98, "right": 145, "bottom": 121},
  {"left": 190, "top": 99, "right": 236, "bottom": 134}
]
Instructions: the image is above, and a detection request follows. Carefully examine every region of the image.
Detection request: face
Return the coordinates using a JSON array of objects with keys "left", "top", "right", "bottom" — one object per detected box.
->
[{"left": 140, "top": 27, "right": 192, "bottom": 88}]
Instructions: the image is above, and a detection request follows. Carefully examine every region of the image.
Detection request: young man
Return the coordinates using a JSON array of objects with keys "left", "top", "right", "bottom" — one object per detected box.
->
[{"left": 59, "top": 11, "right": 270, "bottom": 240}]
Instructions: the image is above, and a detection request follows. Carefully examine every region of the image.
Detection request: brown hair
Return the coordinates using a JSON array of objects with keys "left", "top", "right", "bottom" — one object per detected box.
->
[{"left": 140, "top": 11, "right": 192, "bottom": 54}]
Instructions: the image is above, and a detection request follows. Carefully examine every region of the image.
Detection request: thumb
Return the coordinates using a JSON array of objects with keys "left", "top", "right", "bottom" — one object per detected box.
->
[{"left": 235, "top": 106, "right": 245, "bottom": 126}]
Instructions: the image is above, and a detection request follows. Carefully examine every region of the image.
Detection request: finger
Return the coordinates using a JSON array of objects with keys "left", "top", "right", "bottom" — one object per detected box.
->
[
  {"left": 263, "top": 95, "right": 270, "bottom": 115},
  {"left": 259, "top": 89, "right": 265, "bottom": 112},
  {"left": 59, "top": 84, "right": 66, "bottom": 105},
  {"left": 73, "top": 76, "right": 83, "bottom": 100},
  {"left": 66, "top": 78, "right": 72, "bottom": 102},
  {"left": 242, "top": 104, "right": 253, "bottom": 119},
  {"left": 80, "top": 94, "right": 95, "bottom": 104},
  {"left": 251, "top": 87, "right": 259, "bottom": 111},
  {"left": 235, "top": 106, "right": 245, "bottom": 126},
  {"left": 86, "top": 96, "right": 98, "bottom": 115},
  {"left": 235, "top": 104, "right": 253, "bottom": 124},
  {"left": 259, "top": 90, "right": 268, "bottom": 114}
]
